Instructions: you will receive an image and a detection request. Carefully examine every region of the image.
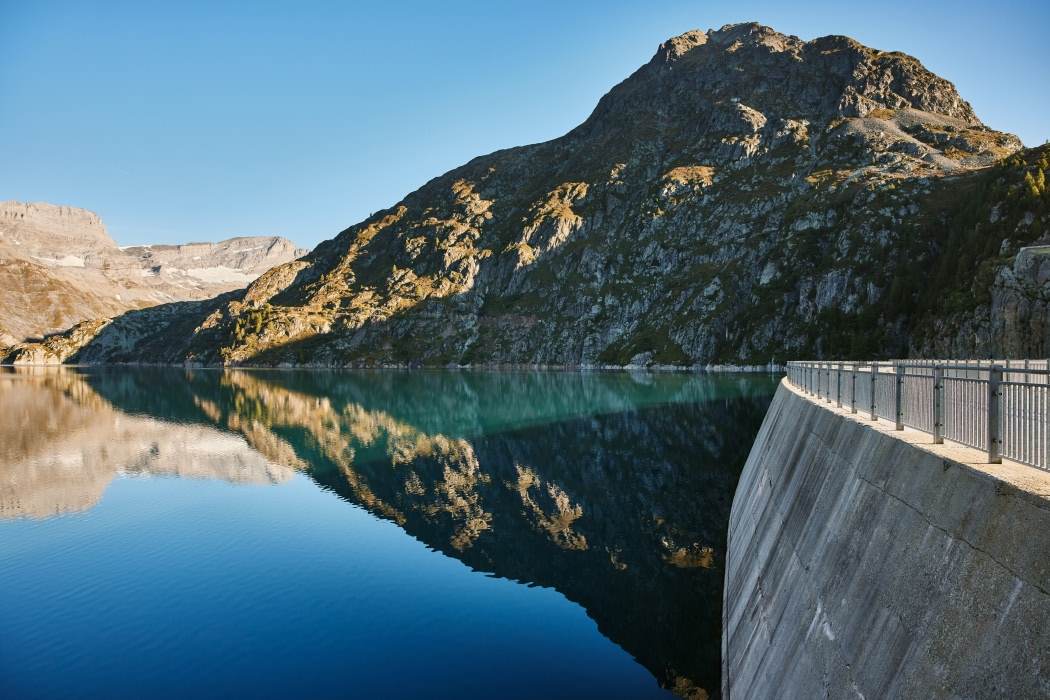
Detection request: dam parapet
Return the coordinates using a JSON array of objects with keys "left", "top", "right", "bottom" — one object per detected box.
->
[
  {"left": 723, "top": 364, "right": 1050, "bottom": 698},
  {"left": 787, "top": 359, "right": 1049, "bottom": 471}
]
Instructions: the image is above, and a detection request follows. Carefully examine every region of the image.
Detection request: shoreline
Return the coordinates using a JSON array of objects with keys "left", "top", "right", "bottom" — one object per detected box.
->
[{"left": 1, "top": 360, "right": 786, "bottom": 373}]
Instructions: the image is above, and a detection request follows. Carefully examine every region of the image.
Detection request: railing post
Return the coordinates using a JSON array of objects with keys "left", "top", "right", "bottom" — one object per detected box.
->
[
  {"left": 850, "top": 363, "right": 858, "bottom": 413},
  {"left": 987, "top": 365, "right": 1002, "bottom": 464},
  {"left": 870, "top": 364, "right": 878, "bottom": 421},
  {"left": 828, "top": 363, "right": 834, "bottom": 404},
  {"left": 836, "top": 362, "right": 842, "bottom": 408},
  {"left": 894, "top": 364, "right": 904, "bottom": 430},
  {"left": 932, "top": 366, "right": 944, "bottom": 444}
]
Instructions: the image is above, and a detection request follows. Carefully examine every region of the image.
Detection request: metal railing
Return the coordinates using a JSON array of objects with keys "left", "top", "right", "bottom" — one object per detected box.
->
[{"left": 786, "top": 360, "right": 1050, "bottom": 472}]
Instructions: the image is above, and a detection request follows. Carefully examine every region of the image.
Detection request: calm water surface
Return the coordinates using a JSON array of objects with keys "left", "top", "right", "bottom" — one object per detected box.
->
[{"left": 0, "top": 368, "right": 778, "bottom": 699}]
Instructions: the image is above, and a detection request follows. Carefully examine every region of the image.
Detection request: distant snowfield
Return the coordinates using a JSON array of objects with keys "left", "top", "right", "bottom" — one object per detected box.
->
[
  {"left": 139, "top": 264, "right": 258, "bottom": 285},
  {"left": 183, "top": 266, "right": 256, "bottom": 284}
]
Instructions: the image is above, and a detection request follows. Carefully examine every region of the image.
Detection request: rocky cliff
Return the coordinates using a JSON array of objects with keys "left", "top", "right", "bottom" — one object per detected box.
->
[
  {"left": 0, "top": 201, "right": 306, "bottom": 344},
  {"left": 6, "top": 23, "right": 1047, "bottom": 367}
]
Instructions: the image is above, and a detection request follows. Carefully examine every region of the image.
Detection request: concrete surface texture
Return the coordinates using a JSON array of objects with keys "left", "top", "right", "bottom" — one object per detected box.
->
[{"left": 723, "top": 379, "right": 1050, "bottom": 699}]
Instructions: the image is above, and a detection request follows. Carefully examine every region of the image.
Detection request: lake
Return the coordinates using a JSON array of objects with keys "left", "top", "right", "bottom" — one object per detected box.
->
[{"left": 0, "top": 367, "right": 779, "bottom": 699}]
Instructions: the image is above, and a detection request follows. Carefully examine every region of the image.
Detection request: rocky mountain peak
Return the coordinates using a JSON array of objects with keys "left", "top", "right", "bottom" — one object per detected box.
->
[
  {"left": 571, "top": 26, "right": 1003, "bottom": 183},
  {"left": 652, "top": 29, "right": 708, "bottom": 63},
  {"left": 0, "top": 201, "right": 116, "bottom": 253},
  {"left": 598, "top": 23, "right": 986, "bottom": 142},
  {"left": 708, "top": 22, "right": 797, "bottom": 49},
  {"left": 5, "top": 24, "right": 1044, "bottom": 368},
  {"left": 0, "top": 200, "right": 104, "bottom": 227}
]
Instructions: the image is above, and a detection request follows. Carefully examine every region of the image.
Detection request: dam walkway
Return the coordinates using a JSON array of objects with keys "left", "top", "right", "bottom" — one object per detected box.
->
[{"left": 787, "top": 360, "right": 1049, "bottom": 472}]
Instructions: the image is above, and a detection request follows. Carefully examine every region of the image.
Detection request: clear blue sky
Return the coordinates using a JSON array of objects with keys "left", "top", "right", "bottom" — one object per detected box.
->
[{"left": 2, "top": 0, "right": 1047, "bottom": 249}]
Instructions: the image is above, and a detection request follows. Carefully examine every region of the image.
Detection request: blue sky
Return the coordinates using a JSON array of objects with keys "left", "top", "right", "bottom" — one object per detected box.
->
[{"left": 2, "top": 0, "right": 1047, "bottom": 249}]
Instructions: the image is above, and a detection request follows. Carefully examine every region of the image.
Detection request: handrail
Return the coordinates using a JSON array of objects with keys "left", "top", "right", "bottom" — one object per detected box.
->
[{"left": 786, "top": 360, "right": 1049, "bottom": 472}]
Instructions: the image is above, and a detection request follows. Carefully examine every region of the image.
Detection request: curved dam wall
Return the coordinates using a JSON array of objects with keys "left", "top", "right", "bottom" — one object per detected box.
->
[{"left": 723, "top": 380, "right": 1050, "bottom": 699}]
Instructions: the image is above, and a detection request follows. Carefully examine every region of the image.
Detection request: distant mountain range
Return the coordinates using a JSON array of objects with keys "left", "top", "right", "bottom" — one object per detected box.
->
[
  {"left": 0, "top": 201, "right": 305, "bottom": 345},
  {"left": 3, "top": 23, "right": 1048, "bottom": 366}
]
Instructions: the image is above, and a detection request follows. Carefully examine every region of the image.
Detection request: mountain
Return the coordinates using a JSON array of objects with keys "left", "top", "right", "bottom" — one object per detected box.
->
[
  {"left": 0, "top": 201, "right": 306, "bottom": 344},
  {"left": 5, "top": 23, "right": 1048, "bottom": 367}
]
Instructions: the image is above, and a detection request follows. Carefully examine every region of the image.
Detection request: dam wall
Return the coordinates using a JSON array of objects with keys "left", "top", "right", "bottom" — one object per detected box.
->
[{"left": 723, "top": 379, "right": 1050, "bottom": 698}]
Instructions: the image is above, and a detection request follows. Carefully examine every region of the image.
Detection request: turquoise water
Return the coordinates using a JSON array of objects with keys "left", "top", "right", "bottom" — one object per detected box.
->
[{"left": 0, "top": 368, "right": 778, "bottom": 699}]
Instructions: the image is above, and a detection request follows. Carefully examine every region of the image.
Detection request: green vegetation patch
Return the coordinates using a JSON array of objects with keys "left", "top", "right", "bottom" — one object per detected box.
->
[{"left": 598, "top": 324, "right": 691, "bottom": 366}]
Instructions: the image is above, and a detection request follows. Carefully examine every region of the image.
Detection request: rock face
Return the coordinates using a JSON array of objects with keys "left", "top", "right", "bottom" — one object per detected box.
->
[
  {"left": 6, "top": 23, "right": 1048, "bottom": 367},
  {"left": 0, "top": 201, "right": 306, "bottom": 345},
  {"left": 122, "top": 237, "right": 307, "bottom": 286}
]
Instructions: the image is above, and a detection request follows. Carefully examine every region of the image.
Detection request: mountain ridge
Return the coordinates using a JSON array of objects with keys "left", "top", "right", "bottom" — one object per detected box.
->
[
  {"left": 4, "top": 23, "right": 1047, "bottom": 366},
  {"left": 0, "top": 200, "right": 306, "bottom": 344}
]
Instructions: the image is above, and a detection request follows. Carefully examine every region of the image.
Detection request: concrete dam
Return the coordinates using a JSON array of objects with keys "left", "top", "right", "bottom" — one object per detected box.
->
[{"left": 722, "top": 365, "right": 1050, "bottom": 698}]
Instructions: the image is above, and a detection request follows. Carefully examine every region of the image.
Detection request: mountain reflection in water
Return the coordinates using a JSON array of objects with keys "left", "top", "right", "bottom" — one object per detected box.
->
[{"left": 0, "top": 367, "right": 778, "bottom": 699}]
